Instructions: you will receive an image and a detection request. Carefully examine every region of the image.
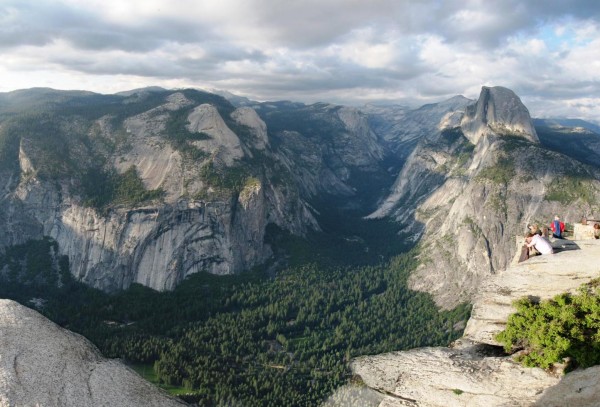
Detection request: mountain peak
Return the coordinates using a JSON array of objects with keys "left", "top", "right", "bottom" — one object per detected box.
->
[{"left": 461, "top": 86, "right": 538, "bottom": 144}]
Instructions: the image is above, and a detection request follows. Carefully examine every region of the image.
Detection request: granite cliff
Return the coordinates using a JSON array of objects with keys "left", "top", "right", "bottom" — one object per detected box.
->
[
  {"left": 369, "top": 86, "right": 600, "bottom": 308},
  {"left": 0, "top": 89, "right": 385, "bottom": 291}
]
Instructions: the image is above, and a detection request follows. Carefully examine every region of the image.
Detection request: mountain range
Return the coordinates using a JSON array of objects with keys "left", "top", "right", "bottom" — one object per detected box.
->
[
  {"left": 2, "top": 85, "right": 600, "bottom": 405},
  {"left": 1, "top": 85, "right": 599, "bottom": 304}
]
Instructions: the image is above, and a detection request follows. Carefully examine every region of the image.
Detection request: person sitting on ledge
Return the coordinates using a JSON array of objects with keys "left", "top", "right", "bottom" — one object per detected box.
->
[
  {"left": 594, "top": 223, "right": 600, "bottom": 239},
  {"left": 528, "top": 224, "right": 542, "bottom": 236},
  {"left": 550, "top": 215, "right": 565, "bottom": 239},
  {"left": 526, "top": 232, "right": 554, "bottom": 256}
]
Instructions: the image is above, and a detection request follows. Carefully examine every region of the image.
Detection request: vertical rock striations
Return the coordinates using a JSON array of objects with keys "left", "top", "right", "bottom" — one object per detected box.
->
[
  {"left": 0, "top": 88, "right": 388, "bottom": 292},
  {"left": 369, "top": 86, "right": 600, "bottom": 308},
  {"left": 461, "top": 86, "right": 539, "bottom": 144}
]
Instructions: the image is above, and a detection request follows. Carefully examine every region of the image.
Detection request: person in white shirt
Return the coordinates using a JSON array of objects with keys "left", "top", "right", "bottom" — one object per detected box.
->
[{"left": 525, "top": 232, "right": 554, "bottom": 255}]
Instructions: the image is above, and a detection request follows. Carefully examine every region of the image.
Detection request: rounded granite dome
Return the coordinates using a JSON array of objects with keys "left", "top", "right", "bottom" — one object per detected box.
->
[{"left": 461, "top": 86, "right": 539, "bottom": 145}]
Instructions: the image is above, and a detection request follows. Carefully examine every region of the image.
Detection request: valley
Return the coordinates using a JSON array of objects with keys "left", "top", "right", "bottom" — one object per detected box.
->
[
  {"left": 1, "top": 85, "right": 600, "bottom": 406},
  {"left": 0, "top": 209, "right": 470, "bottom": 406}
]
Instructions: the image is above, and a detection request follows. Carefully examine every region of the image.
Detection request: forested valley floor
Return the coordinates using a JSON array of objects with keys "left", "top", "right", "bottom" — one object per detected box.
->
[{"left": 0, "top": 211, "right": 470, "bottom": 406}]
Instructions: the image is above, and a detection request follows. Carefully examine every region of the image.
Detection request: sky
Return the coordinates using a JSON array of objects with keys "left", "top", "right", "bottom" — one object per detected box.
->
[{"left": 1, "top": 0, "right": 600, "bottom": 120}]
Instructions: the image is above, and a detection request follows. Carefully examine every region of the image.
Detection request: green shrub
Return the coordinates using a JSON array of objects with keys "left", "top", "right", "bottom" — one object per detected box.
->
[
  {"left": 545, "top": 176, "right": 597, "bottom": 206},
  {"left": 81, "top": 165, "right": 164, "bottom": 210},
  {"left": 476, "top": 157, "right": 515, "bottom": 185},
  {"left": 496, "top": 281, "right": 600, "bottom": 370},
  {"left": 199, "top": 161, "right": 251, "bottom": 193},
  {"left": 439, "top": 128, "right": 464, "bottom": 145},
  {"left": 499, "top": 135, "right": 531, "bottom": 152}
]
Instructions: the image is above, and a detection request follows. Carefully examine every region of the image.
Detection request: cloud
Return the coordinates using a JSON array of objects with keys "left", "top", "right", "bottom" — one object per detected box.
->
[{"left": 1, "top": 0, "right": 600, "bottom": 120}]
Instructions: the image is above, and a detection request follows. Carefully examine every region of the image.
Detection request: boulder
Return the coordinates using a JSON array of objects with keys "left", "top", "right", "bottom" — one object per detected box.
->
[{"left": 0, "top": 299, "right": 187, "bottom": 407}]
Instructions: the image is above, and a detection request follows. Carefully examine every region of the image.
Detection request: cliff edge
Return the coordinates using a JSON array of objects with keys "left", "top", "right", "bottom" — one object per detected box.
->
[
  {"left": 0, "top": 299, "right": 187, "bottom": 407},
  {"left": 347, "top": 239, "right": 600, "bottom": 407}
]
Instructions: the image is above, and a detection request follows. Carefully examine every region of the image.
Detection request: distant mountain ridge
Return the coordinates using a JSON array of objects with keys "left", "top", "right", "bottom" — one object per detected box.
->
[
  {"left": 0, "top": 87, "right": 388, "bottom": 292},
  {"left": 534, "top": 118, "right": 600, "bottom": 167},
  {"left": 0, "top": 85, "right": 599, "bottom": 302},
  {"left": 534, "top": 117, "right": 600, "bottom": 134}
]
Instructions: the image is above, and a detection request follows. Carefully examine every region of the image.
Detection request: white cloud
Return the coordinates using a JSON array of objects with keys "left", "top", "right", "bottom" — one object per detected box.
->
[{"left": 1, "top": 0, "right": 600, "bottom": 120}]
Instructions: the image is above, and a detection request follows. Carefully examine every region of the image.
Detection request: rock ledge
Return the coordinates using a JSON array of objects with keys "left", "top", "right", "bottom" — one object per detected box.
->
[{"left": 346, "top": 240, "right": 600, "bottom": 407}]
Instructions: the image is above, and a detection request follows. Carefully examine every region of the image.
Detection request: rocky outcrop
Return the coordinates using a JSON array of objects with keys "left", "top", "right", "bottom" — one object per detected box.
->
[
  {"left": 464, "top": 239, "right": 600, "bottom": 345},
  {"left": 321, "top": 383, "right": 384, "bottom": 406},
  {"left": 230, "top": 107, "right": 269, "bottom": 151},
  {"left": 0, "top": 88, "right": 394, "bottom": 292},
  {"left": 186, "top": 104, "right": 245, "bottom": 166},
  {"left": 114, "top": 93, "right": 190, "bottom": 198},
  {"left": 345, "top": 239, "right": 600, "bottom": 407},
  {"left": 369, "top": 86, "right": 600, "bottom": 308},
  {"left": 0, "top": 299, "right": 187, "bottom": 407},
  {"left": 352, "top": 342, "right": 600, "bottom": 407},
  {"left": 461, "top": 86, "right": 538, "bottom": 145},
  {"left": 352, "top": 344, "right": 560, "bottom": 407}
]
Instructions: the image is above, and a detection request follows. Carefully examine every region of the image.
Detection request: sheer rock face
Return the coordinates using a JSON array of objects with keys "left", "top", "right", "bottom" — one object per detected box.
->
[
  {"left": 7, "top": 174, "right": 276, "bottom": 292},
  {"left": 461, "top": 86, "right": 539, "bottom": 145},
  {"left": 0, "top": 299, "right": 187, "bottom": 407},
  {"left": 0, "top": 89, "right": 389, "bottom": 292},
  {"left": 369, "top": 86, "right": 600, "bottom": 309},
  {"left": 347, "top": 240, "right": 600, "bottom": 407}
]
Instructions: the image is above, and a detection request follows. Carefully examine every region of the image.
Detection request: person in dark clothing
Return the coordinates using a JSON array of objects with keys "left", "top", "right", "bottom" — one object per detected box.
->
[{"left": 550, "top": 215, "right": 565, "bottom": 239}]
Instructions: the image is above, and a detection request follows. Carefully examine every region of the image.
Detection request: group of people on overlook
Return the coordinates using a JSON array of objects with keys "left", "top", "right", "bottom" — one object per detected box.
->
[
  {"left": 519, "top": 216, "right": 565, "bottom": 262},
  {"left": 520, "top": 215, "right": 600, "bottom": 262}
]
